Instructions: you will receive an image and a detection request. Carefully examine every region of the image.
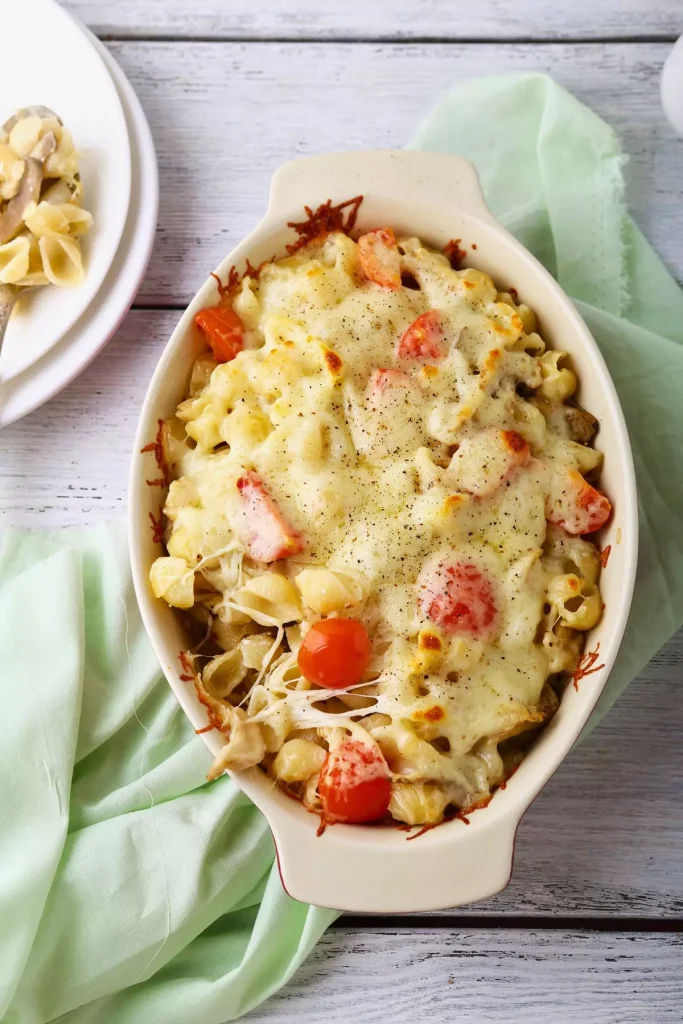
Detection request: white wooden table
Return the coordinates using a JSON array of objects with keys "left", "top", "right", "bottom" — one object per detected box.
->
[{"left": 4, "top": 2, "right": 683, "bottom": 1019}]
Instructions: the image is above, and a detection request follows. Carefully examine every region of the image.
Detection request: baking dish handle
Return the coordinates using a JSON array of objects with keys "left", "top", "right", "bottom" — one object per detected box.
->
[
  {"left": 265, "top": 150, "right": 496, "bottom": 225},
  {"left": 265, "top": 798, "right": 521, "bottom": 913}
]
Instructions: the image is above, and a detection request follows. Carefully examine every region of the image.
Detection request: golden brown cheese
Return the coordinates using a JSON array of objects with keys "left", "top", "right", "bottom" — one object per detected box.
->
[{"left": 149, "top": 231, "right": 606, "bottom": 824}]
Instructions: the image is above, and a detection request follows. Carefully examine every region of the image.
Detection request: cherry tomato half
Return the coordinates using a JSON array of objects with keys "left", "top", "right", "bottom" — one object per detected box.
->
[
  {"left": 546, "top": 469, "right": 612, "bottom": 535},
  {"left": 194, "top": 305, "right": 244, "bottom": 363},
  {"left": 417, "top": 558, "right": 498, "bottom": 638},
  {"left": 297, "top": 618, "right": 371, "bottom": 689},
  {"left": 575, "top": 483, "right": 611, "bottom": 533},
  {"left": 357, "top": 228, "right": 401, "bottom": 289},
  {"left": 396, "top": 309, "right": 446, "bottom": 361},
  {"left": 319, "top": 739, "right": 391, "bottom": 823}
]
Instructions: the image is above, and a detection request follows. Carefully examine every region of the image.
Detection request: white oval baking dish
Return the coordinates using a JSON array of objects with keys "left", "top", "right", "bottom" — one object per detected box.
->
[{"left": 129, "top": 151, "right": 638, "bottom": 913}]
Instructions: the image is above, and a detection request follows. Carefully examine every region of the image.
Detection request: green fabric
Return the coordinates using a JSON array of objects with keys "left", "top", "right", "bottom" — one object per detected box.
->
[
  {"left": 2, "top": 72, "right": 683, "bottom": 1024},
  {"left": 411, "top": 72, "right": 683, "bottom": 725},
  {"left": 0, "top": 523, "right": 336, "bottom": 1024}
]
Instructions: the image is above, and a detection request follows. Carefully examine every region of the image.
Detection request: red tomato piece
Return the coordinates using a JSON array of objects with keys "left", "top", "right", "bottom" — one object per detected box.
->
[
  {"left": 236, "top": 471, "right": 304, "bottom": 562},
  {"left": 358, "top": 228, "right": 401, "bottom": 289},
  {"left": 396, "top": 310, "right": 446, "bottom": 361},
  {"left": 297, "top": 618, "right": 371, "bottom": 689},
  {"left": 417, "top": 558, "right": 499, "bottom": 637},
  {"left": 195, "top": 305, "right": 244, "bottom": 363},
  {"left": 546, "top": 469, "right": 612, "bottom": 535},
  {"left": 319, "top": 738, "right": 391, "bottom": 824}
]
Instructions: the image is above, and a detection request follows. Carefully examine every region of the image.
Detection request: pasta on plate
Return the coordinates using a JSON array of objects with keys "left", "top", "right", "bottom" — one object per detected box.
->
[
  {"left": 0, "top": 111, "right": 92, "bottom": 288},
  {"left": 146, "top": 208, "right": 611, "bottom": 829}
]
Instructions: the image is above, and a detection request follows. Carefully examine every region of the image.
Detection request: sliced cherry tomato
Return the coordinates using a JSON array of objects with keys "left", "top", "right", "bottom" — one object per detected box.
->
[
  {"left": 396, "top": 310, "right": 446, "bottom": 361},
  {"left": 417, "top": 558, "right": 499, "bottom": 637},
  {"left": 319, "top": 738, "right": 391, "bottom": 823},
  {"left": 546, "top": 469, "right": 612, "bottom": 535},
  {"left": 357, "top": 228, "right": 401, "bottom": 289},
  {"left": 236, "top": 471, "right": 304, "bottom": 562},
  {"left": 195, "top": 305, "right": 244, "bottom": 363},
  {"left": 297, "top": 618, "right": 371, "bottom": 689}
]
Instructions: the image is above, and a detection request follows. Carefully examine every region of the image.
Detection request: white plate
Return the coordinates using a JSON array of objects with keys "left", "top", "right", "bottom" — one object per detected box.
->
[
  {"left": 0, "top": 16, "right": 158, "bottom": 427},
  {"left": 0, "top": 0, "right": 131, "bottom": 381}
]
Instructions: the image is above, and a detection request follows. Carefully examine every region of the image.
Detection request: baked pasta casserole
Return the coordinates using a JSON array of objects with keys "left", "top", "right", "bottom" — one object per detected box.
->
[{"left": 146, "top": 202, "right": 611, "bottom": 829}]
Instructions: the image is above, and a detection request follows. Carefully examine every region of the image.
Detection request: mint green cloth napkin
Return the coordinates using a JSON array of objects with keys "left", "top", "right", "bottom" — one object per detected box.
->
[
  {"left": 0, "top": 524, "right": 336, "bottom": 1024},
  {"left": 2, "top": 72, "right": 683, "bottom": 1024},
  {"left": 411, "top": 72, "right": 683, "bottom": 724}
]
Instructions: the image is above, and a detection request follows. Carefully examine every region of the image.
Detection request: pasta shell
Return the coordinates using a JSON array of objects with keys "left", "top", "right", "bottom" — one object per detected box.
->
[
  {"left": 149, "top": 556, "right": 194, "bottom": 609},
  {"left": 202, "top": 649, "right": 247, "bottom": 699},
  {"left": 295, "top": 567, "right": 363, "bottom": 614},
  {"left": 19, "top": 236, "right": 49, "bottom": 287},
  {"left": 44, "top": 146, "right": 79, "bottom": 181},
  {"left": 24, "top": 201, "right": 69, "bottom": 237},
  {"left": 0, "top": 144, "right": 25, "bottom": 201},
  {"left": 8, "top": 116, "right": 42, "bottom": 157},
  {"left": 41, "top": 179, "right": 73, "bottom": 205},
  {"left": 271, "top": 738, "right": 325, "bottom": 783},
  {"left": 38, "top": 234, "right": 84, "bottom": 287},
  {"left": 61, "top": 204, "right": 92, "bottom": 237},
  {"left": 234, "top": 572, "right": 302, "bottom": 626},
  {"left": 24, "top": 200, "right": 92, "bottom": 239},
  {"left": 0, "top": 235, "right": 29, "bottom": 284}
]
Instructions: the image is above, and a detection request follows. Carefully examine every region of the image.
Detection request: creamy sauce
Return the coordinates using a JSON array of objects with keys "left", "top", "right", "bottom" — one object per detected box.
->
[{"left": 150, "top": 231, "right": 605, "bottom": 818}]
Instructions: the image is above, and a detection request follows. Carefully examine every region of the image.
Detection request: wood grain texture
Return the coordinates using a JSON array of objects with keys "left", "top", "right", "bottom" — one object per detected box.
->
[
  {"left": 87, "top": 40, "right": 683, "bottom": 310},
  {"left": 247, "top": 928, "right": 683, "bottom": 1023},
  {"left": 2, "top": 308, "right": 683, "bottom": 918},
  {"left": 63, "top": 0, "right": 683, "bottom": 41},
  {"left": 0, "top": 311, "right": 173, "bottom": 528},
  {"left": 3, "top": 22, "right": 683, "bottom": 970},
  {"left": 2, "top": 43, "right": 681, "bottom": 520}
]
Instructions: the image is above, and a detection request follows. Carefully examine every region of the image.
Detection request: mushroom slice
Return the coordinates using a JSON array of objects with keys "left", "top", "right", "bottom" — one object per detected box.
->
[
  {"left": 0, "top": 132, "right": 57, "bottom": 245},
  {"left": 29, "top": 131, "right": 57, "bottom": 164},
  {"left": 564, "top": 405, "right": 597, "bottom": 444}
]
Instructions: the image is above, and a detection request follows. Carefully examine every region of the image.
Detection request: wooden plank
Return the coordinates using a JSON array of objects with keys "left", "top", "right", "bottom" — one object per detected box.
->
[
  {"left": 63, "top": 0, "right": 682, "bottom": 41},
  {"left": 0, "top": 310, "right": 175, "bottom": 528},
  {"left": 245, "top": 928, "right": 683, "bottom": 1023},
  {"left": 86, "top": 41, "right": 683, "bottom": 308},
  {"left": 2, "top": 308, "right": 683, "bottom": 919}
]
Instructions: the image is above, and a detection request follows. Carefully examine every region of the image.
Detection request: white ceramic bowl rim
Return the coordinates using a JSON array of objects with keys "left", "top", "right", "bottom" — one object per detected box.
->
[{"left": 129, "top": 151, "right": 638, "bottom": 913}]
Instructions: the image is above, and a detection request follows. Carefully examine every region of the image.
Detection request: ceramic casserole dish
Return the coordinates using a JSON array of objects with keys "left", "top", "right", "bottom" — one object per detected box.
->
[{"left": 129, "top": 151, "right": 637, "bottom": 912}]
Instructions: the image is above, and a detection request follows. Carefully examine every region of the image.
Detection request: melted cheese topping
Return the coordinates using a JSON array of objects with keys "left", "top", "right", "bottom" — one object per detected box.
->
[{"left": 150, "top": 231, "right": 605, "bottom": 824}]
